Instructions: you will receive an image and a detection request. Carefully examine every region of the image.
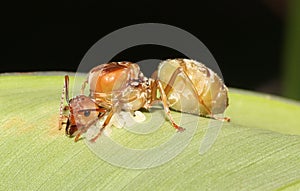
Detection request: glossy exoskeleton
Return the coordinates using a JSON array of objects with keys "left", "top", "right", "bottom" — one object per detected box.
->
[{"left": 59, "top": 59, "right": 229, "bottom": 142}]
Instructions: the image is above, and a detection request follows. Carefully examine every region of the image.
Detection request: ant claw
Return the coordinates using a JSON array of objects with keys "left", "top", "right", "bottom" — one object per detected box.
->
[
  {"left": 177, "top": 127, "right": 185, "bottom": 132},
  {"left": 89, "top": 137, "right": 97, "bottom": 143}
]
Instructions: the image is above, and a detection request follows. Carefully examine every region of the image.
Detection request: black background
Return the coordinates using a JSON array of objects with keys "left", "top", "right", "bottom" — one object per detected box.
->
[{"left": 3, "top": 0, "right": 285, "bottom": 95}]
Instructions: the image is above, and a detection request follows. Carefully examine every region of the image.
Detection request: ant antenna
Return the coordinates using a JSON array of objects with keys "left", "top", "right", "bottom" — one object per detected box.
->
[
  {"left": 65, "top": 75, "right": 70, "bottom": 103},
  {"left": 59, "top": 75, "right": 70, "bottom": 130}
]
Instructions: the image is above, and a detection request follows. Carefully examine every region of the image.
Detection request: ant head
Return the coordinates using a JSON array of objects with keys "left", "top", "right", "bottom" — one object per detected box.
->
[
  {"left": 59, "top": 75, "right": 106, "bottom": 137},
  {"left": 66, "top": 95, "right": 106, "bottom": 136}
]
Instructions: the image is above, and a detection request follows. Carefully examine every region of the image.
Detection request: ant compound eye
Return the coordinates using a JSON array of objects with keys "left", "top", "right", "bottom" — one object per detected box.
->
[{"left": 84, "top": 110, "right": 91, "bottom": 117}]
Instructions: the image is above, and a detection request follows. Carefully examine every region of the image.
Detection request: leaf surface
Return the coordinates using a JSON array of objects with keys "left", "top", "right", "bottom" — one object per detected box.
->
[{"left": 0, "top": 74, "right": 300, "bottom": 190}]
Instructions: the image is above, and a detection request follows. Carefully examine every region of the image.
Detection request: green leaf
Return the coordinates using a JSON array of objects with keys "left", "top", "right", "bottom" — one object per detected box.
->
[{"left": 1, "top": 74, "right": 300, "bottom": 190}]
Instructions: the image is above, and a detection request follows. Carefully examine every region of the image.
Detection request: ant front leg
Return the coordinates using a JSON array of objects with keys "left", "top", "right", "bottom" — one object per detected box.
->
[
  {"left": 156, "top": 80, "right": 185, "bottom": 132},
  {"left": 89, "top": 110, "right": 114, "bottom": 142},
  {"left": 73, "top": 107, "right": 108, "bottom": 142}
]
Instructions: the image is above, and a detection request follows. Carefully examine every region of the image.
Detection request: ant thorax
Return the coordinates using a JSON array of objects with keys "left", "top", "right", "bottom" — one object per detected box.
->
[{"left": 110, "top": 76, "right": 150, "bottom": 112}]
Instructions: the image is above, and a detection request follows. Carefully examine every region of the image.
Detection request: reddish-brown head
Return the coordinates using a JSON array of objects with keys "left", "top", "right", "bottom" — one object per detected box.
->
[
  {"left": 66, "top": 95, "right": 106, "bottom": 136},
  {"left": 59, "top": 75, "right": 107, "bottom": 137}
]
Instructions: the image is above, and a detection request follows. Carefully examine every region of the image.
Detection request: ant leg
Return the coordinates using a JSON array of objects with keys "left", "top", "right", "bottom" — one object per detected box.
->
[
  {"left": 156, "top": 81, "right": 185, "bottom": 132},
  {"left": 73, "top": 118, "right": 101, "bottom": 142},
  {"left": 207, "top": 114, "right": 230, "bottom": 122},
  {"left": 142, "top": 79, "right": 160, "bottom": 110},
  {"left": 90, "top": 110, "right": 114, "bottom": 142},
  {"left": 74, "top": 119, "right": 98, "bottom": 142},
  {"left": 73, "top": 107, "right": 108, "bottom": 142},
  {"left": 74, "top": 132, "right": 82, "bottom": 142}
]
